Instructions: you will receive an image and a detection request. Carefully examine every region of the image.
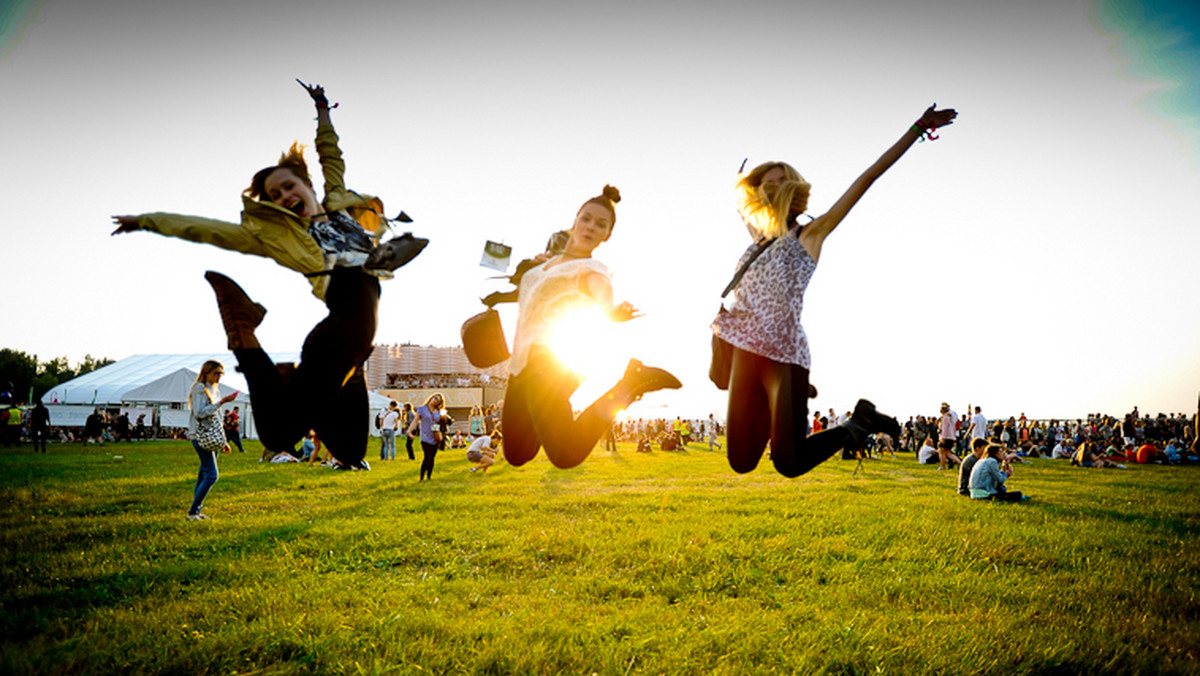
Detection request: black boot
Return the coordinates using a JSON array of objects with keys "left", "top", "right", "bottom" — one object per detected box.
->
[
  {"left": 850, "top": 399, "right": 901, "bottom": 441},
  {"left": 616, "top": 359, "right": 682, "bottom": 403},
  {"left": 364, "top": 233, "right": 428, "bottom": 271}
]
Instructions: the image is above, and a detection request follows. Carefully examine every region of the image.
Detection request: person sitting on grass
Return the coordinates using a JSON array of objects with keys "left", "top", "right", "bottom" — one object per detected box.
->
[
  {"left": 917, "top": 436, "right": 940, "bottom": 465},
  {"left": 1136, "top": 442, "right": 1166, "bottom": 464},
  {"left": 1052, "top": 438, "right": 1075, "bottom": 459},
  {"left": 969, "top": 444, "right": 1028, "bottom": 502},
  {"left": 302, "top": 429, "right": 325, "bottom": 464},
  {"left": 1072, "top": 441, "right": 1121, "bottom": 468},
  {"left": 468, "top": 431, "right": 503, "bottom": 474},
  {"left": 958, "top": 437, "right": 989, "bottom": 496}
]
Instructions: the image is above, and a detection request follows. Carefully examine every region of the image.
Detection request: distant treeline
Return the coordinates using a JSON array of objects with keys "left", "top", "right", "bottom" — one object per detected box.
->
[{"left": 0, "top": 349, "right": 114, "bottom": 405}]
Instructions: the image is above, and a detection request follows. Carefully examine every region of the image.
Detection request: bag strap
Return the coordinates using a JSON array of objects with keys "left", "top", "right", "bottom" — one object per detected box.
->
[
  {"left": 719, "top": 217, "right": 812, "bottom": 299},
  {"left": 719, "top": 240, "right": 770, "bottom": 299}
]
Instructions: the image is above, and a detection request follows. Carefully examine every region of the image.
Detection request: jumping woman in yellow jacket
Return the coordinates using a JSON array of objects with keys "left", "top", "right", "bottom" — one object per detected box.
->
[{"left": 113, "top": 81, "right": 426, "bottom": 467}]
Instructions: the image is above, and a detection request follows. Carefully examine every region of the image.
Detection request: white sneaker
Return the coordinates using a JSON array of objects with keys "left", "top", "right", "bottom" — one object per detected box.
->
[{"left": 187, "top": 513, "right": 209, "bottom": 521}]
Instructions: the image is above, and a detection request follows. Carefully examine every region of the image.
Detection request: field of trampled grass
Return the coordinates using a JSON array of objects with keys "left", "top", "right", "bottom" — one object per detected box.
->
[{"left": 2, "top": 439, "right": 1198, "bottom": 675}]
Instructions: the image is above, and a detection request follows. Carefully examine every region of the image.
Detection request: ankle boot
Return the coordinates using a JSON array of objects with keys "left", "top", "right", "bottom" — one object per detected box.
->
[
  {"left": 204, "top": 271, "right": 266, "bottom": 350},
  {"left": 364, "top": 233, "right": 429, "bottom": 271},
  {"left": 850, "top": 399, "right": 901, "bottom": 440},
  {"left": 615, "top": 359, "right": 682, "bottom": 404}
]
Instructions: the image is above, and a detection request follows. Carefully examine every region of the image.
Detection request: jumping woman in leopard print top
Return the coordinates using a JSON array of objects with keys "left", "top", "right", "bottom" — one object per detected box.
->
[{"left": 712, "top": 104, "right": 958, "bottom": 477}]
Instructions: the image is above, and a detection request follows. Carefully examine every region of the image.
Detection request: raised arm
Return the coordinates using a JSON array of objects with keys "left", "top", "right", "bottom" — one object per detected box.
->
[
  {"left": 297, "top": 79, "right": 346, "bottom": 198},
  {"left": 798, "top": 104, "right": 957, "bottom": 261}
]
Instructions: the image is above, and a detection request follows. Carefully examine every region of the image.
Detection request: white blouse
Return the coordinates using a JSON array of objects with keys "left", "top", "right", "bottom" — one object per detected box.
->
[{"left": 509, "top": 257, "right": 610, "bottom": 376}]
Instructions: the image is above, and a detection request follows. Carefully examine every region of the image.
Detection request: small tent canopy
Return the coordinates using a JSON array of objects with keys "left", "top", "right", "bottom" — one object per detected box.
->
[{"left": 121, "top": 368, "right": 241, "bottom": 404}]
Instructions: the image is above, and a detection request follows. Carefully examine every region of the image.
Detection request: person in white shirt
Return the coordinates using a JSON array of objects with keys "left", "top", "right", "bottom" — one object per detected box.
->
[
  {"left": 968, "top": 406, "right": 988, "bottom": 441},
  {"left": 1052, "top": 439, "right": 1075, "bottom": 459},
  {"left": 379, "top": 400, "right": 400, "bottom": 461},
  {"left": 468, "top": 431, "right": 502, "bottom": 473}
]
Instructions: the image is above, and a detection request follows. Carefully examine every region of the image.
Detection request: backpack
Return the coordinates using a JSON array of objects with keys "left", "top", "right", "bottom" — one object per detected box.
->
[{"left": 375, "top": 412, "right": 383, "bottom": 430}]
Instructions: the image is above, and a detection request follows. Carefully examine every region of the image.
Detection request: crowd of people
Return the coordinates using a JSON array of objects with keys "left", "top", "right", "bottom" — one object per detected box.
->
[
  {"left": 382, "top": 373, "right": 504, "bottom": 390},
  {"left": 896, "top": 405, "right": 1196, "bottom": 465}
]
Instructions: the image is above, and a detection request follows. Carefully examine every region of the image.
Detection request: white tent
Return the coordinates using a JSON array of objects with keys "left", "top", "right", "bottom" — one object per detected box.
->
[
  {"left": 40, "top": 353, "right": 298, "bottom": 406},
  {"left": 121, "top": 367, "right": 246, "bottom": 431},
  {"left": 41, "top": 353, "right": 297, "bottom": 437}
]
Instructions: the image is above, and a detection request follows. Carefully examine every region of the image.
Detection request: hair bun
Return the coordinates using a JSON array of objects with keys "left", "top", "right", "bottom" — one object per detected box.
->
[{"left": 601, "top": 185, "right": 621, "bottom": 205}]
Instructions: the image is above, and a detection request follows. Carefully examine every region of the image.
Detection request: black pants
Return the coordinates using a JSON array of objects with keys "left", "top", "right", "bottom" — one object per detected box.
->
[
  {"left": 32, "top": 427, "right": 48, "bottom": 452},
  {"left": 726, "top": 346, "right": 853, "bottom": 477},
  {"left": 419, "top": 441, "right": 438, "bottom": 480},
  {"left": 502, "top": 349, "right": 624, "bottom": 469},
  {"left": 405, "top": 433, "right": 415, "bottom": 460},
  {"left": 234, "top": 269, "right": 379, "bottom": 464},
  {"left": 225, "top": 430, "right": 244, "bottom": 453}
]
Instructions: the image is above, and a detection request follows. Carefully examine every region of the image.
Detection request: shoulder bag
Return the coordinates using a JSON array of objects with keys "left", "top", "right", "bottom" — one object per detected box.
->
[{"left": 193, "top": 409, "right": 226, "bottom": 453}]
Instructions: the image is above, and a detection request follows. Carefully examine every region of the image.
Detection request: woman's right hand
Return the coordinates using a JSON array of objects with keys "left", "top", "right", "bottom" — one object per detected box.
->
[
  {"left": 296, "top": 79, "right": 329, "bottom": 106},
  {"left": 220, "top": 393, "right": 238, "bottom": 405},
  {"left": 110, "top": 215, "right": 140, "bottom": 235}
]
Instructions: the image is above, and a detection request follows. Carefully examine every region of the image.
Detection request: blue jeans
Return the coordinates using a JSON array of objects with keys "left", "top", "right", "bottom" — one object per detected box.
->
[
  {"left": 380, "top": 429, "right": 396, "bottom": 460},
  {"left": 190, "top": 440, "right": 219, "bottom": 515}
]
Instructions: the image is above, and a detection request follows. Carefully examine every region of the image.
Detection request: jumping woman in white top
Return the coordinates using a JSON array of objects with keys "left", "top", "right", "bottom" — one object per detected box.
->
[{"left": 503, "top": 186, "right": 681, "bottom": 469}]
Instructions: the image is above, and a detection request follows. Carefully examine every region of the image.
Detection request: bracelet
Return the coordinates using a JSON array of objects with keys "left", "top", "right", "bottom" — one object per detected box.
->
[{"left": 912, "top": 122, "right": 939, "bottom": 142}]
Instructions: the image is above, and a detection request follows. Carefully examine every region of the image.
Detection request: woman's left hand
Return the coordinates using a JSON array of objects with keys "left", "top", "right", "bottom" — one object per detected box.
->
[
  {"left": 916, "top": 104, "right": 957, "bottom": 130},
  {"left": 608, "top": 301, "right": 640, "bottom": 322}
]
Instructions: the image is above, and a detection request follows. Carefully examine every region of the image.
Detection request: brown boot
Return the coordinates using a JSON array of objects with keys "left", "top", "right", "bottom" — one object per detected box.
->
[{"left": 204, "top": 271, "right": 266, "bottom": 350}]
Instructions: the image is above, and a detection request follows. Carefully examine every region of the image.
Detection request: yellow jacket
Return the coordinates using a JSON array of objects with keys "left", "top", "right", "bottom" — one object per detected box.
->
[{"left": 136, "top": 123, "right": 386, "bottom": 301}]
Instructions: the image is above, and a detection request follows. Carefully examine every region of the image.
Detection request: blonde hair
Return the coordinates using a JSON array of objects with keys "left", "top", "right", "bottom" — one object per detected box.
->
[
  {"left": 190, "top": 360, "right": 224, "bottom": 409},
  {"left": 736, "top": 162, "right": 811, "bottom": 241}
]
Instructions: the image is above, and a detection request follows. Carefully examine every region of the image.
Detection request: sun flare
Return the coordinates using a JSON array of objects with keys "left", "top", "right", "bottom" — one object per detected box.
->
[{"left": 544, "top": 306, "right": 632, "bottom": 409}]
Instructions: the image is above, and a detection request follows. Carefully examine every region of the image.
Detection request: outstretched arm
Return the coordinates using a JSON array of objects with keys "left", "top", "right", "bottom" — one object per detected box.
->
[{"left": 798, "top": 104, "right": 957, "bottom": 261}]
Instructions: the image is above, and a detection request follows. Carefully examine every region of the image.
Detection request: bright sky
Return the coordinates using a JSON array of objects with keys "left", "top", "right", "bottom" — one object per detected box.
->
[{"left": 3, "top": 0, "right": 1198, "bottom": 422}]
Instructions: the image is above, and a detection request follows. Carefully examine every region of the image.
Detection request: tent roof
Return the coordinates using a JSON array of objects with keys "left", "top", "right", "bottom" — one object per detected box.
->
[
  {"left": 41, "top": 352, "right": 298, "bottom": 406},
  {"left": 121, "top": 367, "right": 239, "bottom": 403}
]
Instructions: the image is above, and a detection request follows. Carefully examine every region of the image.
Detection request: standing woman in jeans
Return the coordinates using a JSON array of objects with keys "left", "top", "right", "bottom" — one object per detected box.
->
[
  {"left": 408, "top": 393, "right": 446, "bottom": 481},
  {"left": 188, "top": 361, "right": 237, "bottom": 520}
]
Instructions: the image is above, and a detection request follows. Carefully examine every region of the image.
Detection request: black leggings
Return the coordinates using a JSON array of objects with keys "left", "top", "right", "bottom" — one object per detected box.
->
[
  {"left": 419, "top": 441, "right": 438, "bottom": 480},
  {"left": 502, "top": 349, "right": 624, "bottom": 469},
  {"left": 234, "top": 269, "right": 379, "bottom": 464},
  {"left": 726, "top": 346, "right": 853, "bottom": 477}
]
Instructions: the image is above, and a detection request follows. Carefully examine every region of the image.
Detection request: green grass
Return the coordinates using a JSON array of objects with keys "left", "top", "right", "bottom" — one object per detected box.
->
[{"left": 2, "top": 439, "right": 1198, "bottom": 675}]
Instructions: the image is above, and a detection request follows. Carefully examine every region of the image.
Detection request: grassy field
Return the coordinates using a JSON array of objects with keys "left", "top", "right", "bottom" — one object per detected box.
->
[{"left": 1, "top": 438, "right": 1198, "bottom": 675}]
